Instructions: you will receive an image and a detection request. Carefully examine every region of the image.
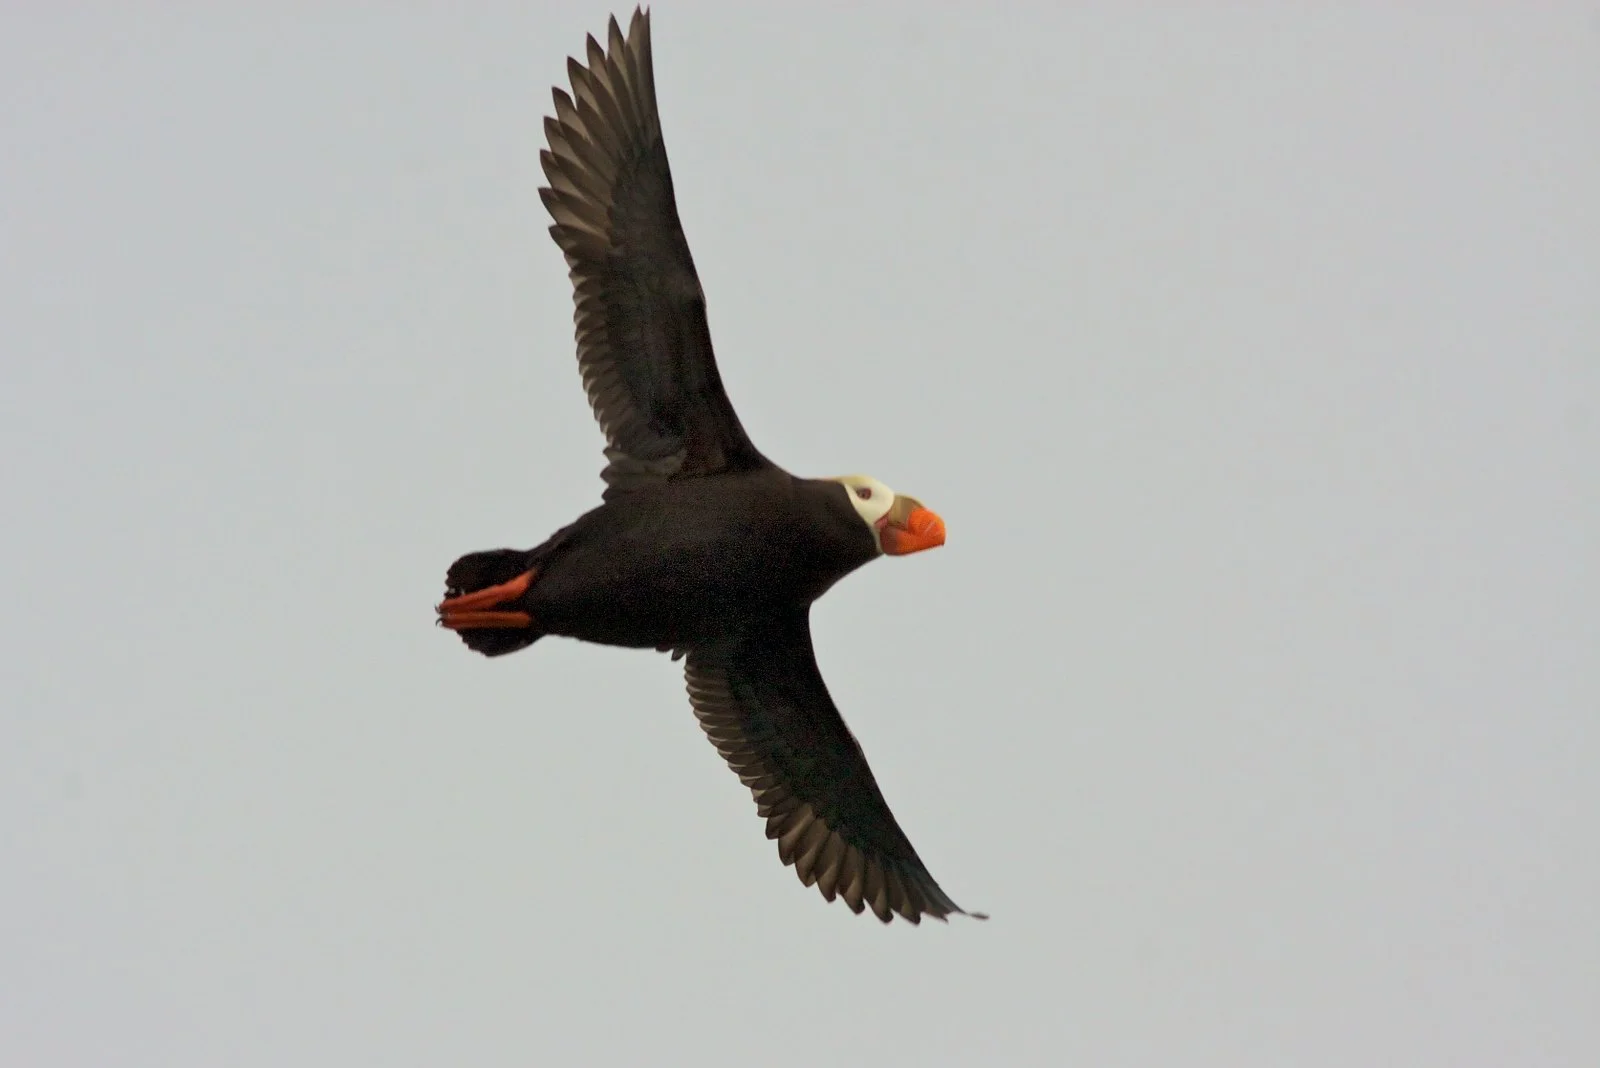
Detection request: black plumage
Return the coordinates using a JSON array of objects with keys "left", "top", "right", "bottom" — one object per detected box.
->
[{"left": 438, "top": 8, "right": 981, "bottom": 924}]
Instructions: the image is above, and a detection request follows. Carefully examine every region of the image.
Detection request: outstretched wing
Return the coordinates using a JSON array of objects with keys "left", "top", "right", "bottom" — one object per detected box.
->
[
  {"left": 685, "top": 610, "right": 982, "bottom": 924},
  {"left": 540, "top": 9, "right": 770, "bottom": 497}
]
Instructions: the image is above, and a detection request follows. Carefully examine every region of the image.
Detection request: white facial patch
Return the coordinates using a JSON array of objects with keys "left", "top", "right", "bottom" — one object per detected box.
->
[{"left": 831, "top": 474, "right": 896, "bottom": 551}]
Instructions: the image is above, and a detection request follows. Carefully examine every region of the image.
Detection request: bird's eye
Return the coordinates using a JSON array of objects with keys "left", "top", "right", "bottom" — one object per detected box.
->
[{"left": 855, "top": 486, "right": 873, "bottom": 500}]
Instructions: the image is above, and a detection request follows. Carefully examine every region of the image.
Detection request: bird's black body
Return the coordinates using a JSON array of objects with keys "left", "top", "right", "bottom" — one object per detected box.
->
[
  {"left": 448, "top": 473, "right": 876, "bottom": 654},
  {"left": 437, "top": 9, "right": 981, "bottom": 923}
]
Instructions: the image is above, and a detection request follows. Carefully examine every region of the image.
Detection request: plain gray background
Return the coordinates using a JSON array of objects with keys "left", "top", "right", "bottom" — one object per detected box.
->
[{"left": 3, "top": 4, "right": 1596, "bottom": 1065}]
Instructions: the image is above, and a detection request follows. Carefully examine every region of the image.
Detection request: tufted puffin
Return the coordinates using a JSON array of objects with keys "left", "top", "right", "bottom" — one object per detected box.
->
[{"left": 437, "top": 8, "right": 983, "bottom": 924}]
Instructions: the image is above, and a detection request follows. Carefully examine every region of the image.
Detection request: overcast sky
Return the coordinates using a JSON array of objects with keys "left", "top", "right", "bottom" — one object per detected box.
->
[{"left": 3, "top": 4, "right": 1596, "bottom": 1066}]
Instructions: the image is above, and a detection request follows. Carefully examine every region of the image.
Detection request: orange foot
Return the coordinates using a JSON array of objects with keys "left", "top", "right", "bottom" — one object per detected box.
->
[{"left": 437, "top": 570, "right": 535, "bottom": 630}]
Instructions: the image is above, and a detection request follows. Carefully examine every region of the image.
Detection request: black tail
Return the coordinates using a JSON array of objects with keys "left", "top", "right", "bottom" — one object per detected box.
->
[{"left": 441, "top": 548, "right": 544, "bottom": 658}]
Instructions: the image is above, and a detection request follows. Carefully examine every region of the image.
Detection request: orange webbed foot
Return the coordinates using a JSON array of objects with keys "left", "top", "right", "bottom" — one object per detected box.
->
[{"left": 437, "top": 570, "right": 535, "bottom": 630}]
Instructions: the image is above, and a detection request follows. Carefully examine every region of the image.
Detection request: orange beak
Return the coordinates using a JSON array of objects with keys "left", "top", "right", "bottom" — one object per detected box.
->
[{"left": 879, "top": 497, "right": 946, "bottom": 556}]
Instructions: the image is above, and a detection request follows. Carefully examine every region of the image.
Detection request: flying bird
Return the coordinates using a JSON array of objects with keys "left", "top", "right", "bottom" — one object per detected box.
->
[{"left": 437, "top": 8, "right": 982, "bottom": 924}]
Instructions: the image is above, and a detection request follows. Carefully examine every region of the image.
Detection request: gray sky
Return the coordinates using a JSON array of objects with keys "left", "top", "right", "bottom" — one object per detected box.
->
[{"left": 3, "top": 4, "right": 1596, "bottom": 1065}]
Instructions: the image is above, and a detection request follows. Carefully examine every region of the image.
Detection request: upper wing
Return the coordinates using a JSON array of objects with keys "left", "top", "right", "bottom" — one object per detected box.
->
[
  {"left": 685, "top": 610, "right": 983, "bottom": 924},
  {"left": 539, "top": 10, "right": 770, "bottom": 497}
]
